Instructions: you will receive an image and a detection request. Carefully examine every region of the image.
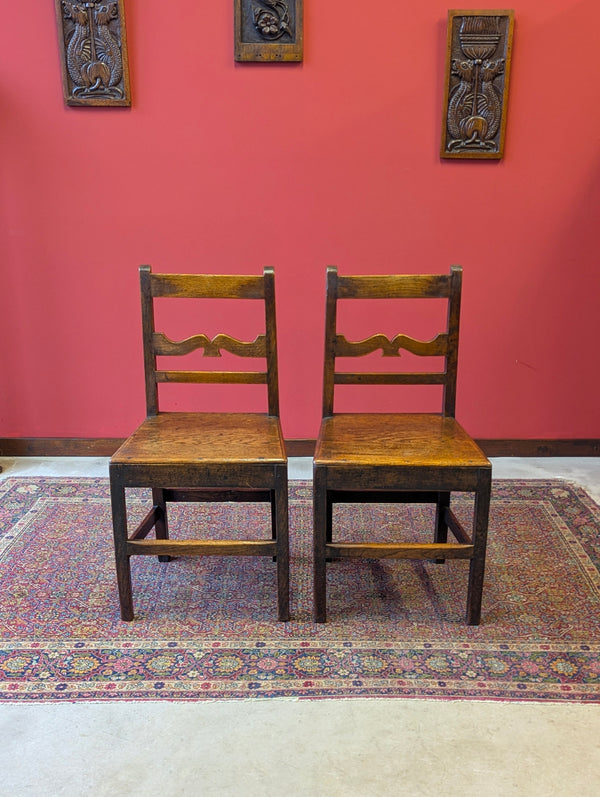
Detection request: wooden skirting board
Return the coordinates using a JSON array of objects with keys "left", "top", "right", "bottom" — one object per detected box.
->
[{"left": 0, "top": 438, "right": 599, "bottom": 458}]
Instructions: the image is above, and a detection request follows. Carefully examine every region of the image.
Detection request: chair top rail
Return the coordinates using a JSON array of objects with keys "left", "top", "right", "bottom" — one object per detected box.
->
[
  {"left": 337, "top": 272, "right": 456, "bottom": 299},
  {"left": 146, "top": 270, "right": 267, "bottom": 299}
]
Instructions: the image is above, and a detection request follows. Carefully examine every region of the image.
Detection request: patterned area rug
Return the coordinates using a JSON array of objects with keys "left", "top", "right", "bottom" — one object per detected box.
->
[{"left": 1, "top": 477, "right": 599, "bottom": 703}]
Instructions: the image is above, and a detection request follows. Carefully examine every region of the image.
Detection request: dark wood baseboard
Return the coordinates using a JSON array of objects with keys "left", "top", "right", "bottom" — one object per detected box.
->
[
  {"left": 477, "top": 439, "right": 600, "bottom": 457},
  {"left": 0, "top": 437, "right": 316, "bottom": 458},
  {"left": 1, "top": 437, "right": 599, "bottom": 459},
  {"left": 0, "top": 438, "right": 126, "bottom": 457},
  {"left": 284, "top": 439, "right": 316, "bottom": 457}
]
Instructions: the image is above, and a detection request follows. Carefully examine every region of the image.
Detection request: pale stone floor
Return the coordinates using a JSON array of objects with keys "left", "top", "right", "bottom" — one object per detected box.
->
[{"left": 1, "top": 457, "right": 600, "bottom": 796}]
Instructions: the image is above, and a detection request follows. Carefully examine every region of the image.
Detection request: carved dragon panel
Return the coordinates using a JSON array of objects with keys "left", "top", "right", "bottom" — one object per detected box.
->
[
  {"left": 441, "top": 11, "right": 514, "bottom": 159},
  {"left": 234, "top": 0, "right": 303, "bottom": 61},
  {"left": 55, "top": 0, "right": 131, "bottom": 106}
]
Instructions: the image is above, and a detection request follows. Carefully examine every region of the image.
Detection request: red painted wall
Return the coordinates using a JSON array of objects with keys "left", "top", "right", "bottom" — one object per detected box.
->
[{"left": 1, "top": 1, "right": 599, "bottom": 441}]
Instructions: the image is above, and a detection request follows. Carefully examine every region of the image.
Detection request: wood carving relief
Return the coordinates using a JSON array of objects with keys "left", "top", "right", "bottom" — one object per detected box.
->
[
  {"left": 55, "top": 0, "right": 131, "bottom": 106},
  {"left": 153, "top": 332, "right": 267, "bottom": 359},
  {"left": 441, "top": 11, "right": 514, "bottom": 159},
  {"left": 235, "top": 0, "right": 303, "bottom": 62},
  {"left": 334, "top": 333, "right": 448, "bottom": 359}
]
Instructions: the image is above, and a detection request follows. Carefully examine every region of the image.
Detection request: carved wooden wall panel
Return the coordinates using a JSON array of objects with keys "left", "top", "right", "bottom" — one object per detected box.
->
[
  {"left": 235, "top": 0, "right": 303, "bottom": 62},
  {"left": 55, "top": 0, "right": 131, "bottom": 106},
  {"left": 441, "top": 10, "right": 514, "bottom": 159}
]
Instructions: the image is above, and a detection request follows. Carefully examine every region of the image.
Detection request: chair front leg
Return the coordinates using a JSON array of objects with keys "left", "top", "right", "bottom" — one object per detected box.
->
[
  {"left": 109, "top": 474, "right": 134, "bottom": 621},
  {"left": 274, "top": 465, "right": 290, "bottom": 622},
  {"left": 466, "top": 470, "right": 492, "bottom": 625},
  {"left": 271, "top": 490, "right": 277, "bottom": 562},
  {"left": 313, "top": 466, "right": 328, "bottom": 623}
]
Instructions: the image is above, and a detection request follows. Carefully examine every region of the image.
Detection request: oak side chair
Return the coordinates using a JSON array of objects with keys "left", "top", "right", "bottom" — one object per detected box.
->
[
  {"left": 313, "top": 265, "right": 492, "bottom": 624},
  {"left": 109, "top": 266, "right": 289, "bottom": 622}
]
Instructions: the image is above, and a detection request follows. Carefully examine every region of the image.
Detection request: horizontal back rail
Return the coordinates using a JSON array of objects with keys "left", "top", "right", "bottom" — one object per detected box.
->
[
  {"left": 156, "top": 371, "right": 267, "bottom": 384},
  {"left": 148, "top": 272, "right": 265, "bottom": 299},
  {"left": 334, "top": 372, "right": 446, "bottom": 386},
  {"left": 338, "top": 273, "right": 453, "bottom": 299}
]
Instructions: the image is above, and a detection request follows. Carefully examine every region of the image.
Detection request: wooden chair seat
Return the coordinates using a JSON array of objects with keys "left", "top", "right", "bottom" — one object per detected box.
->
[
  {"left": 112, "top": 412, "right": 286, "bottom": 466},
  {"left": 316, "top": 414, "right": 488, "bottom": 469},
  {"left": 110, "top": 267, "right": 289, "bottom": 622}
]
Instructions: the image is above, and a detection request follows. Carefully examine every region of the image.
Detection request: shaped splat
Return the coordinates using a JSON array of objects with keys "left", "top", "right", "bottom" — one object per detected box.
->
[
  {"left": 335, "top": 333, "right": 448, "bottom": 358},
  {"left": 153, "top": 333, "right": 267, "bottom": 359}
]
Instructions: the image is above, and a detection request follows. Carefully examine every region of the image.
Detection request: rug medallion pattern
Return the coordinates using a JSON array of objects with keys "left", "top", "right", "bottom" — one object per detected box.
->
[{"left": 0, "top": 478, "right": 599, "bottom": 702}]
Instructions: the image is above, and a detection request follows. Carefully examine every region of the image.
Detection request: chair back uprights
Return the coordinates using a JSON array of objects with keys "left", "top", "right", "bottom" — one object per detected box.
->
[
  {"left": 140, "top": 266, "right": 280, "bottom": 418},
  {"left": 322, "top": 265, "right": 462, "bottom": 418}
]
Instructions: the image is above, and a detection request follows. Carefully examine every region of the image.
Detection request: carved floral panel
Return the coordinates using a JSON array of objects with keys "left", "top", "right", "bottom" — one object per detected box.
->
[
  {"left": 55, "top": 0, "right": 131, "bottom": 106},
  {"left": 441, "top": 10, "right": 514, "bottom": 159},
  {"left": 235, "top": 0, "right": 303, "bottom": 62}
]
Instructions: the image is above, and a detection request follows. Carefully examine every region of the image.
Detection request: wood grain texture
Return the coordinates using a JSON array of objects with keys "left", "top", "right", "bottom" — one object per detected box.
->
[
  {"left": 112, "top": 412, "right": 286, "bottom": 465},
  {"left": 334, "top": 332, "right": 448, "bottom": 358},
  {"left": 152, "top": 332, "right": 267, "bottom": 358},
  {"left": 148, "top": 272, "right": 265, "bottom": 299},
  {"left": 127, "top": 539, "right": 277, "bottom": 557},
  {"left": 338, "top": 273, "right": 452, "bottom": 299},
  {"left": 314, "top": 414, "right": 489, "bottom": 468},
  {"left": 326, "top": 542, "right": 474, "bottom": 560}
]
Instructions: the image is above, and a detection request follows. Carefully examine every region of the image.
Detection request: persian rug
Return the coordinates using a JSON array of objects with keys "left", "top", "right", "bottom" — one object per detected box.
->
[{"left": 0, "top": 477, "right": 599, "bottom": 703}]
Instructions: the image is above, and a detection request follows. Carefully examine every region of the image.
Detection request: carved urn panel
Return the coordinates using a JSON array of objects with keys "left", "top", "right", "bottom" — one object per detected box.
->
[{"left": 441, "top": 11, "right": 514, "bottom": 159}]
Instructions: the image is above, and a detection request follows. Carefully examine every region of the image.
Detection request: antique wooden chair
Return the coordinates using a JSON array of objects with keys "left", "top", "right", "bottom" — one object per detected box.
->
[
  {"left": 110, "top": 266, "right": 289, "bottom": 621},
  {"left": 313, "top": 265, "right": 491, "bottom": 624}
]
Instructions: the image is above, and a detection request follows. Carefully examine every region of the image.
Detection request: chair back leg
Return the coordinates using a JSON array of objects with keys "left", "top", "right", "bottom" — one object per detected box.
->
[
  {"left": 274, "top": 464, "right": 290, "bottom": 622},
  {"left": 466, "top": 469, "right": 492, "bottom": 625}
]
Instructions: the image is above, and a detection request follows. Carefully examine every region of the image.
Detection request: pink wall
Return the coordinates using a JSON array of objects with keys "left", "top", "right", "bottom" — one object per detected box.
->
[{"left": 1, "top": 1, "right": 599, "bottom": 441}]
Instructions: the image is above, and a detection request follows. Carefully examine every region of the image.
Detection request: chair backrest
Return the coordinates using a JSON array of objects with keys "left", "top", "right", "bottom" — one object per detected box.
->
[
  {"left": 322, "top": 265, "right": 463, "bottom": 418},
  {"left": 140, "top": 266, "right": 280, "bottom": 417}
]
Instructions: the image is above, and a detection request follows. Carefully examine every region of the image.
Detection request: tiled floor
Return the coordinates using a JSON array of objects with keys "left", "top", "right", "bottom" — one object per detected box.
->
[{"left": 1, "top": 457, "right": 599, "bottom": 796}]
